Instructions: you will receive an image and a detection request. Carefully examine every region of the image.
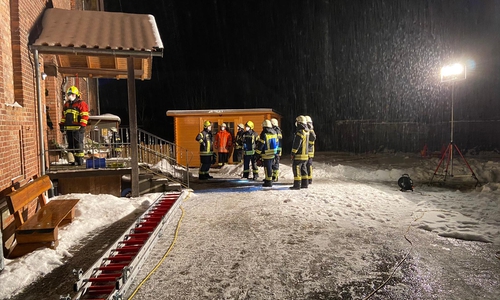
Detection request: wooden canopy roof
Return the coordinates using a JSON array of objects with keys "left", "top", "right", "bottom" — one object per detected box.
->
[{"left": 30, "top": 8, "right": 164, "bottom": 80}]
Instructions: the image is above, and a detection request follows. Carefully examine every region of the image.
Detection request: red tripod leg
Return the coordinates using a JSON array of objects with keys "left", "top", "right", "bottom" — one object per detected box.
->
[
  {"left": 430, "top": 143, "right": 452, "bottom": 183},
  {"left": 453, "top": 144, "right": 480, "bottom": 186}
]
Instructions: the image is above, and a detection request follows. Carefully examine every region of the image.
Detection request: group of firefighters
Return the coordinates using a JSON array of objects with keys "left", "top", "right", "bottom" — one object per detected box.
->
[
  {"left": 195, "top": 115, "right": 316, "bottom": 190},
  {"left": 58, "top": 84, "right": 317, "bottom": 190}
]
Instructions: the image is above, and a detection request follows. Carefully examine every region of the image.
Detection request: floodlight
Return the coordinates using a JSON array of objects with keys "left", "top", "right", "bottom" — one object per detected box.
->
[
  {"left": 430, "top": 62, "right": 479, "bottom": 186},
  {"left": 441, "top": 63, "right": 466, "bottom": 82}
]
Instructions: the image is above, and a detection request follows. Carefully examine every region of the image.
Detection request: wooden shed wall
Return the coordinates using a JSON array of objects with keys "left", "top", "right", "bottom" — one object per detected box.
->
[{"left": 173, "top": 112, "right": 281, "bottom": 167}]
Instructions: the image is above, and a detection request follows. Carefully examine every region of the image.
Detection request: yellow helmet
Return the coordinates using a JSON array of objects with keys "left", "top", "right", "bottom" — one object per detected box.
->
[
  {"left": 203, "top": 120, "right": 211, "bottom": 128},
  {"left": 66, "top": 86, "right": 80, "bottom": 97},
  {"left": 245, "top": 121, "right": 254, "bottom": 130},
  {"left": 262, "top": 120, "right": 272, "bottom": 128}
]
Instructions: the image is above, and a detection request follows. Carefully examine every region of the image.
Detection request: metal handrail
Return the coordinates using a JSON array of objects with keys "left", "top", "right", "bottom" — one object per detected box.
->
[{"left": 46, "top": 128, "right": 194, "bottom": 188}]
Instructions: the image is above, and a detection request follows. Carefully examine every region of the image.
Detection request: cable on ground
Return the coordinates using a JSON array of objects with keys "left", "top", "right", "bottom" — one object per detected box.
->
[
  {"left": 127, "top": 192, "right": 191, "bottom": 299},
  {"left": 363, "top": 210, "right": 428, "bottom": 299}
]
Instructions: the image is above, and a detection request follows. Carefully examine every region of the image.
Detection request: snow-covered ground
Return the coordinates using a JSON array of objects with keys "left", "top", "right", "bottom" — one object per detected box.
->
[{"left": 1, "top": 152, "right": 500, "bottom": 299}]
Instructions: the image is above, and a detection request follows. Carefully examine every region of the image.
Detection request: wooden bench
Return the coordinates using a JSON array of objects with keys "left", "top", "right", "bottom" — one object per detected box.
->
[{"left": 6, "top": 175, "right": 79, "bottom": 258}]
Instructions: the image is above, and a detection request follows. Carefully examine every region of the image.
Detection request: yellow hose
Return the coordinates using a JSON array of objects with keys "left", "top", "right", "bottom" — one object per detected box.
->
[{"left": 127, "top": 192, "right": 191, "bottom": 299}]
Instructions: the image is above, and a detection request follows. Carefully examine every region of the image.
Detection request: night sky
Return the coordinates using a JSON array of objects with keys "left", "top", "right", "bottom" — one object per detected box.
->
[{"left": 99, "top": 0, "right": 500, "bottom": 153}]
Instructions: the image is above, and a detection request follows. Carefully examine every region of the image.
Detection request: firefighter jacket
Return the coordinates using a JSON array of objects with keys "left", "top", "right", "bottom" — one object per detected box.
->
[
  {"left": 195, "top": 129, "right": 213, "bottom": 156},
  {"left": 273, "top": 126, "right": 283, "bottom": 156},
  {"left": 214, "top": 129, "right": 233, "bottom": 153},
  {"left": 60, "top": 99, "right": 89, "bottom": 131},
  {"left": 307, "top": 125, "right": 316, "bottom": 158},
  {"left": 234, "top": 129, "right": 244, "bottom": 150},
  {"left": 242, "top": 129, "right": 258, "bottom": 155},
  {"left": 255, "top": 128, "right": 278, "bottom": 160},
  {"left": 291, "top": 125, "right": 309, "bottom": 161}
]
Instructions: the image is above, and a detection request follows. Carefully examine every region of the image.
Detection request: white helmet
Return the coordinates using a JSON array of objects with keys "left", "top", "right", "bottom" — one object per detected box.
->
[
  {"left": 221, "top": 123, "right": 227, "bottom": 128},
  {"left": 262, "top": 120, "right": 272, "bottom": 128},
  {"left": 271, "top": 118, "right": 279, "bottom": 127},
  {"left": 305, "top": 116, "right": 312, "bottom": 123},
  {"left": 296, "top": 115, "right": 307, "bottom": 125}
]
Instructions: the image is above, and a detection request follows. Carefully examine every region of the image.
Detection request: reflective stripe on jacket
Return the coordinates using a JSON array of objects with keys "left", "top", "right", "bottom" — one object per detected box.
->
[
  {"left": 255, "top": 128, "right": 278, "bottom": 159},
  {"left": 234, "top": 130, "right": 244, "bottom": 149},
  {"left": 195, "top": 129, "right": 213, "bottom": 156},
  {"left": 242, "top": 129, "right": 258, "bottom": 155},
  {"left": 291, "top": 127, "right": 309, "bottom": 161},
  {"left": 60, "top": 99, "right": 89, "bottom": 130},
  {"left": 308, "top": 128, "right": 316, "bottom": 158},
  {"left": 273, "top": 126, "right": 283, "bottom": 156}
]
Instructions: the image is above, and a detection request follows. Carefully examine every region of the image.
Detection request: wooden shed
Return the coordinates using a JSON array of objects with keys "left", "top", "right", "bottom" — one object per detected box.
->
[{"left": 166, "top": 108, "right": 282, "bottom": 167}]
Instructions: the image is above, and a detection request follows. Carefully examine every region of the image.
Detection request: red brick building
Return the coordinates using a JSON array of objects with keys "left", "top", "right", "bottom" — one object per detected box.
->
[
  {"left": 0, "top": 0, "right": 164, "bottom": 258},
  {"left": 0, "top": 0, "right": 103, "bottom": 256}
]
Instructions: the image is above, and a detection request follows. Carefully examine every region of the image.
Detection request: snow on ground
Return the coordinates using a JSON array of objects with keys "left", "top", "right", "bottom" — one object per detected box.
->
[
  {"left": 0, "top": 193, "right": 159, "bottom": 299},
  {"left": 1, "top": 152, "right": 500, "bottom": 299}
]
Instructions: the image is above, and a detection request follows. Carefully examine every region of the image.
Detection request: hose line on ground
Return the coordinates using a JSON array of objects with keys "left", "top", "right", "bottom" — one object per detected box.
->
[{"left": 363, "top": 210, "right": 426, "bottom": 300}]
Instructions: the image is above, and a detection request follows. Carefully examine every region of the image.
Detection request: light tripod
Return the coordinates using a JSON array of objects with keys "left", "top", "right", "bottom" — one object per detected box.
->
[{"left": 429, "top": 63, "right": 479, "bottom": 186}]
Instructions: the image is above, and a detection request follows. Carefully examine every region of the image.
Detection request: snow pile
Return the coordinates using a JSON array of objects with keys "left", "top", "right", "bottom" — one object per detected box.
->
[{"left": 1, "top": 152, "right": 499, "bottom": 299}]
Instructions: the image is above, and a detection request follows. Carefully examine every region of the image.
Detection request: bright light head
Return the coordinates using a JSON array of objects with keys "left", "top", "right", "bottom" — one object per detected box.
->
[{"left": 441, "top": 63, "right": 466, "bottom": 82}]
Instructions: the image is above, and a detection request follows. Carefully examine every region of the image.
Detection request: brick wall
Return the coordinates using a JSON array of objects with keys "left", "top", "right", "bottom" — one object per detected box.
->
[{"left": 1, "top": 0, "right": 75, "bottom": 252}]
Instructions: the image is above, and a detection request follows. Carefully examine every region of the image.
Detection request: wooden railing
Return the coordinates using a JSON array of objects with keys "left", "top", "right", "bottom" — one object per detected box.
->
[{"left": 46, "top": 128, "right": 194, "bottom": 188}]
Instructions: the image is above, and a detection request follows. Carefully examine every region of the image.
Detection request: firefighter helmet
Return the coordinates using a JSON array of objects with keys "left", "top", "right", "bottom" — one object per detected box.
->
[
  {"left": 203, "top": 120, "right": 211, "bottom": 128},
  {"left": 221, "top": 123, "right": 227, "bottom": 128},
  {"left": 66, "top": 86, "right": 80, "bottom": 97},
  {"left": 246, "top": 121, "right": 254, "bottom": 130},
  {"left": 271, "top": 118, "right": 279, "bottom": 127},
  {"left": 305, "top": 115, "right": 313, "bottom": 123},
  {"left": 296, "top": 115, "right": 307, "bottom": 125},
  {"left": 262, "top": 120, "right": 272, "bottom": 128},
  {"left": 238, "top": 123, "right": 244, "bottom": 129}
]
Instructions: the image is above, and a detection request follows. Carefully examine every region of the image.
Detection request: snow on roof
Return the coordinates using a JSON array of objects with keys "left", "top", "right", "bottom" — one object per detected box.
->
[
  {"left": 166, "top": 108, "right": 281, "bottom": 116},
  {"left": 88, "top": 113, "right": 121, "bottom": 123}
]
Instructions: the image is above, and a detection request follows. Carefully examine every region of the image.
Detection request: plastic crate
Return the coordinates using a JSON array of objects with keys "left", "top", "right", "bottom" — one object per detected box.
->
[{"left": 86, "top": 158, "right": 106, "bottom": 169}]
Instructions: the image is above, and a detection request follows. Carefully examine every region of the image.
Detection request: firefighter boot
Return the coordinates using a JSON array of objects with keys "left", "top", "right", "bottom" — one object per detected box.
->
[
  {"left": 289, "top": 180, "right": 301, "bottom": 190},
  {"left": 199, "top": 174, "right": 208, "bottom": 180},
  {"left": 263, "top": 180, "right": 272, "bottom": 187},
  {"left": 75, "top": 156, "right": 84, "bottom": 166},
  {"left": 301, "top": 178, "right": 309, "bottom": 189},
  {"left": 272, "top": 170, "right": 279, "bottom": 182}
]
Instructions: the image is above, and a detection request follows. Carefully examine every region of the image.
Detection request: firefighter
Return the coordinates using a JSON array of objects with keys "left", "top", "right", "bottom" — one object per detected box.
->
[
  {"left": 270, "top": 118, "right": 282, "bottom": 181},
  {"left": 242, "top": 121, "right": 259, "bottom": 180},
  {"left": 255, "top": 120, "right": 278, "bottom": 187},
  {"left": 232, "top": 123, "right": 245, "bottom": 163},
  {"left": 214, "top": 123, "right": 233, "bottom": 166},
  {"left": 195, "top": 120, "right": 214, "bottom": 180},
  {"left": 59, "top": 86, "right": 89, "bottom": 166},
  {"left": 290, "top": 115, "right": 309, "bottom": 190},
  {"left": 305, "top": 116, "right": 316, "bottom": 184}
]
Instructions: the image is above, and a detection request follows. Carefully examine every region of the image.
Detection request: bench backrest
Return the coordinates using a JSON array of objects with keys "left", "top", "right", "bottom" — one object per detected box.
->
[{"left": 6, "top": 175, "right": 52, "bottom": 225}]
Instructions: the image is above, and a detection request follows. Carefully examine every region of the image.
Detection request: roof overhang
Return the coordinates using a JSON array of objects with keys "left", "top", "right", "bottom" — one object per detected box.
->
[
  {"left": 30, "top": 8, "right": 164, "bottom": 80},
  {"left": 166, "top": 108, "right": 281, "bottom": 117},
  {"left": 88, "top": 113, "right": 121, "bottom": 123}
]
